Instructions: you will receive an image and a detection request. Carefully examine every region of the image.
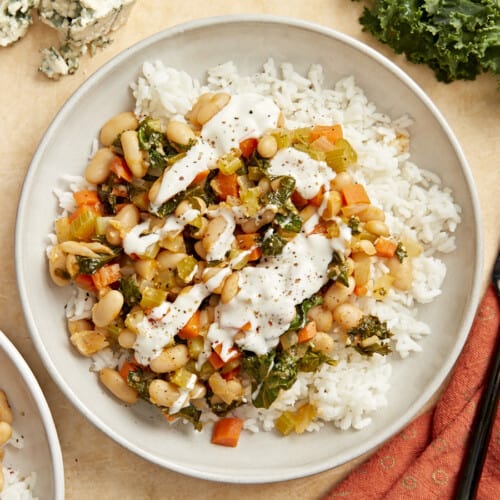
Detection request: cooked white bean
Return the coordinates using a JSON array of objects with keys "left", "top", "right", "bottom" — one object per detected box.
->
[
  {"left": 166, "top": 121, "right": 195, "bottom": 146},
  {"left": 387, "top": 256, "right": 413, "bottom": 291},
  {"left": 196, "top": 93, "right": 231, "bottom": 125},
  {"left": 221, "top": 272, "right": 239, "bottom": 304},
  {"left": 208, "top": 372, "right": 243, "bottom": 405},
  {"left": 157, "top": 251, "right": 187, "bottom": 271},
  {"left": 48, "top": 245, "right": 70, "bottom": 286},
  {"left": 307, "top": 305, "right": 333, "bottom": 333},
  {"left": 330, "top": 172, "right": 352, "bottom": 191},
  {"left": 0, "top": 391, "right": 12, "bottom": 425},
  {"left": 365, "top": 220, "right": 390, "bottom": 237},
  {"left": 134, "top": 258, "right": 157, "bottom": 280},
  {"left": 121, "top": 130, "right": 147, "bottom": 178},
  {"left": 92, "top": 290, "right": 124, "bottom": 327},
  {"left": 324, "top": 276, "right": 355, "bottom": 311},
  {"left": 100, "top": 112, "right": 138, "bottom": 146},
  {"left": 313, "top": 331, "right": 334, "bottom": 354},
  {"left": 358, "top": 205, "right": 385, "bottom": 222},
  {"left": 352, "top": 240, "right": 376, "bottom": 256},
  {"left": 70, "top": 330, "right": 109, "bottom": 356},
  {"left": 189, "top": 382, "right": 207, "bottom": 400},
  {"left": 85, "top": 148, "right": 115, "bottom": 184},
  {"left": 118, "top": 329, "right": 137, "bottom": 349},
  {"left": 67, "top": 319, "right": 93, "bottom": 335},
  {"left": 99, "top": 368, "right": 138, "bottom": 404},
  {"left": 148, "top": 379, "right": 180, "bottom": 408},
  {"left": 202, "top": 215, "right": 228, "bottom": 253},
  {"left": 0, "top": 421, "right": 12, "bottom": 446},
  {"left": 257, "top": 134, "right": 278, "bottom": 158},
  {"left": 333, "top": 303, "right": 364, "bottom": 330},
  {"left": 150, "top": 344, "right": 189, "bottom": 373}
]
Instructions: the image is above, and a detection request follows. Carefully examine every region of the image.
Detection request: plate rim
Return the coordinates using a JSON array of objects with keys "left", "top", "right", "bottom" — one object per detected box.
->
[
  {"left": 15, "top": 14, "right": 484, "bottom": 483},
  {"left": 0, "top": 330, "right": 65, "bottom": 498}
]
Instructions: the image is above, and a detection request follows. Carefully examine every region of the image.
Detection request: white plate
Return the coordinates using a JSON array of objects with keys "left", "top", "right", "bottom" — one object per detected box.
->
[
  {"left": 0, "top": 331, "right": 64, "bottom": 498},
  {"left": 15, "top": 15, "right": 483, "bottom": 483}
]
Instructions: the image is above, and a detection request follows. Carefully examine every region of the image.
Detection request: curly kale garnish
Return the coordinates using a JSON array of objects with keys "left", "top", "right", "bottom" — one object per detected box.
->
[
  {"left": 288, "top": 294, "right": 324, "bottom": 331},
  {"left": 347, "top": 315, "right": 393, "bottom": 356},
  {"left": 327, "top": 251, "right": 350, "bottom": 287}
]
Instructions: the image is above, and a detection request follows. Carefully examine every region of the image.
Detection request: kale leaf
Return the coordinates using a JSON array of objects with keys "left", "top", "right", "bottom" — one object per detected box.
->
[
  {"left": 347, "top": 314, "right": 393, "bottom": 356},
  {"left": 288, "top": 294, "right": 324, "bottom": 331},
  {"left": 357, "top": 0, "right": 500, "bottom": 86}
]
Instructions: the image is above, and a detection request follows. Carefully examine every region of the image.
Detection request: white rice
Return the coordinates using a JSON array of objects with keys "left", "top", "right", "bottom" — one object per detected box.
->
[
  {"left": 1, "top": 430, "right": 38, "bottom": 500},
  {"left": 60, "top": 58, "right": 461, "bottom": 435}
]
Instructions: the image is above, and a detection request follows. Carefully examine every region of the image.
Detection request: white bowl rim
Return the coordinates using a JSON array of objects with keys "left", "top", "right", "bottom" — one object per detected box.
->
[
  {"left": 0, "top": 330, "right": 65, "bottom": 498},
  {"left": 15, "top": 14, "right": 483, "bottom": 483}
]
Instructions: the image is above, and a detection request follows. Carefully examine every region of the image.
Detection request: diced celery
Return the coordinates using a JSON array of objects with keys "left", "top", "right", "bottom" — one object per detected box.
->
[
  {"left": 188, "top": 336, "right": 205, "bottom": 359},
  {"left": 307, "top": 148, "right": 326, "bottom": 162},
  {"left": 240, "top": 187, "right": 261, "bottom": 216},
  {"left": 294, "top": 404, "right": 317, "bottom": 434},
  {"left": 280, "top": 330, "right": 298, "bottom": 351},
  {"left": 95, "top": 216, "right": 112, "bottom": 236},
  {"left": 140, "top": 287, "right": 167, "bottom": 309},
  {"left": 142, "top": 241, "right": 160, "bottom": 259},
  {"left": 217, "top": 150, "right": 244, "bottom": 175},
  {"left": 275, "top": 411, "right": 297, "bottom": 436},
  {"left": 325, "top": 138, "right": 358, "bottom": 172},
  {"left": 70, "top": 207, "right": 97, "bottom": 241},
  {"left": 292, "top": 127, "right": 311, "bottom": 145},
  {"left": 160, "top": 233, "right": 186, "bottom": 253},
  {"left": 171, "top": 367, "right": 197, "bottom": 389},
  {"left": 55, "top": 216, "right": 71, "bottom": 243},
  {"left": 154, "top": 269, "right": 177, "bottom": 290},
  {"left": 124, "top": 309, "right": 145, "bottom": 333},
  {"left": 198, "top": 360, "right": 215, "bottom": 381},
  {"left": 228, "top": 249, "right": 250, "bottom": 270},
  {"left": 272, "top": 129, "right": 293, "bottom": 150},
  {"left": 176, "top": 255, "right": 198, "bottom": 283},
  {"left": 130, "top": 191, "right": 150, "bottom": 211},
  {"left": 247, "top": 166, "right": 264, "bottom": 181}
]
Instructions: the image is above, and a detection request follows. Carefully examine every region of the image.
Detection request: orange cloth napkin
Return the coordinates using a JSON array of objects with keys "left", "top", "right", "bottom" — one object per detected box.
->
[{"left": 325, "top": 285, "right": 500, "bottom": 499}]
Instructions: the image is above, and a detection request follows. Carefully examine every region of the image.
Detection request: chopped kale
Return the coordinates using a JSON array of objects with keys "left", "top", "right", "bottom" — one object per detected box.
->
[
  {"left": 119, "top": 275, "right": 142, "bottom": 310},
  {"left": 347, "top": 315, "right": 393, "bottom": 356},
  {"left": 169, "top": 404, "right": 203, "bottom": 431},
  {"left": 288, "top": 294, "right": 324, "bottom": 331},
  {"left": 208, "top": 397, "right": 243, "bottom": 417},
  {"left": 395, "top": 241, "right": 408, "bottom": 263},
  {"left": 347, "top": 215, "right": 361, "bottom": 235},
  {"left": 260, "top": 230, "right": 287, "bottom": 256},
  {"left": 242, "top": 349, "right": 299, "bottom": 409},
  {"left": 127, "top": 367, "right": 155, "bottom": 401},
  {"left": 327, "top": 251, "right": 350, "bottom": 287},
  {"left": 75, "top": 251, "right": 119, "bottom": 275},
  {"left": 297, "top": 346, "right": 337, "bottom": 372},
  {"left": 274, "top": 212, "right": 303, "bottom": 233},
  {"left": 264, "top": 176, "right": 296, "bottom": 207}
]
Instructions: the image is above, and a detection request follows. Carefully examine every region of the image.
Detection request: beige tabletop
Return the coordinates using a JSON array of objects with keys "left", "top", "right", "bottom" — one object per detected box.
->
[{"left": 0, "top": 1, "right": 499, "bottom": 499}]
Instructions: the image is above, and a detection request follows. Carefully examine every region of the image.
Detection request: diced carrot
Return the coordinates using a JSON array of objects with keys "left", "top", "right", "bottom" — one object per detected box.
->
[
  {"left": 178, "top": 310, "right": 201, "bottom": 340},
  {"left": 239, "top": 321, "right": 251, "bottom": 332},
  {"left": 216, "top": 171, "right": 239, "bottom": 200},
  {"left": 309, "top": 124, "right": 343, "bottom": 144},
  {"left": 308, "top": 186, "right": 325, "bottom": 207},
  {"left": 211, "top": 417, "right": 244, "bottom": 447},
  {"left": 91, "top": 263, "right": 121, "bottom": 290},
  {"left": 239, "top": 138, "right": 258, "bottom": 159},
  {"left": 297, "top": 320, "right": 317, "bottom": 343},
  {"left": 291, "top": 190, "right": 308, "bottom": 209},
  {"left": 213, "top": 343, "right": 242, "bottom": 363},
  {"left": 341, "top": 184, "right": 371, "bottom": 205},
  {"left": 208, "top": 351, "right": 225, "bottom": 370},
  {"left": 119, "top": 360, "right": 140, "bottom": 382},
  {"left": 74, "top": 189, "right": 101, "bottom": 208},
  {"left": 374, "top": 237, "right": 398, "bottom": 258},
  {"left": 110, "top": 156, "right": 133, "bottom": 182},
  {"left": 236, "top": 233, "right": 261, "bottom": 261},
  {"left": 309, "top": 222, "right": 327, "bottom": 235},
  {"left": 354, "top": 284, "right": 369, "bottom": 297},
  {"left": 74, "top": 273, "right": 96, "bottom": 292},
  {"left": 192, "top": 169, "right": 210, "bottom": 185}
]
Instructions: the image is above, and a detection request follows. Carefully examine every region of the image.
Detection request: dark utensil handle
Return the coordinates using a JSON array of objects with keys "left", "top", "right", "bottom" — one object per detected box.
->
[{"left": 455, "top": 255, "right": 500, "bottom": 499}]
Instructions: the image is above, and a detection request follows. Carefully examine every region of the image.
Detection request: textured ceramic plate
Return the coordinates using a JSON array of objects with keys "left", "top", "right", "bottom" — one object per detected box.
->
[
  {"left": 0, "top": 330, "right": 64, "bottom": 497},
  {"left": 16, "top": 16, "right": 482, "bottom": 483}
]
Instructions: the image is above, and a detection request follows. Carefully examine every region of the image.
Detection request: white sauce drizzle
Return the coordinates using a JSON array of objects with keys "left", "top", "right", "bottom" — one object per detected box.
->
[
  {"left": 269, "top": 147, "right": 335, "bottom": 199},
  {"left": 201, "top": 93, "right": 280, "bottom": 155},
  {"left": 150, "top": 139, "right": 217, "bottom": 209},
  {"left": 206, "top": 207, "right": 236, "bottom": 261}
]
